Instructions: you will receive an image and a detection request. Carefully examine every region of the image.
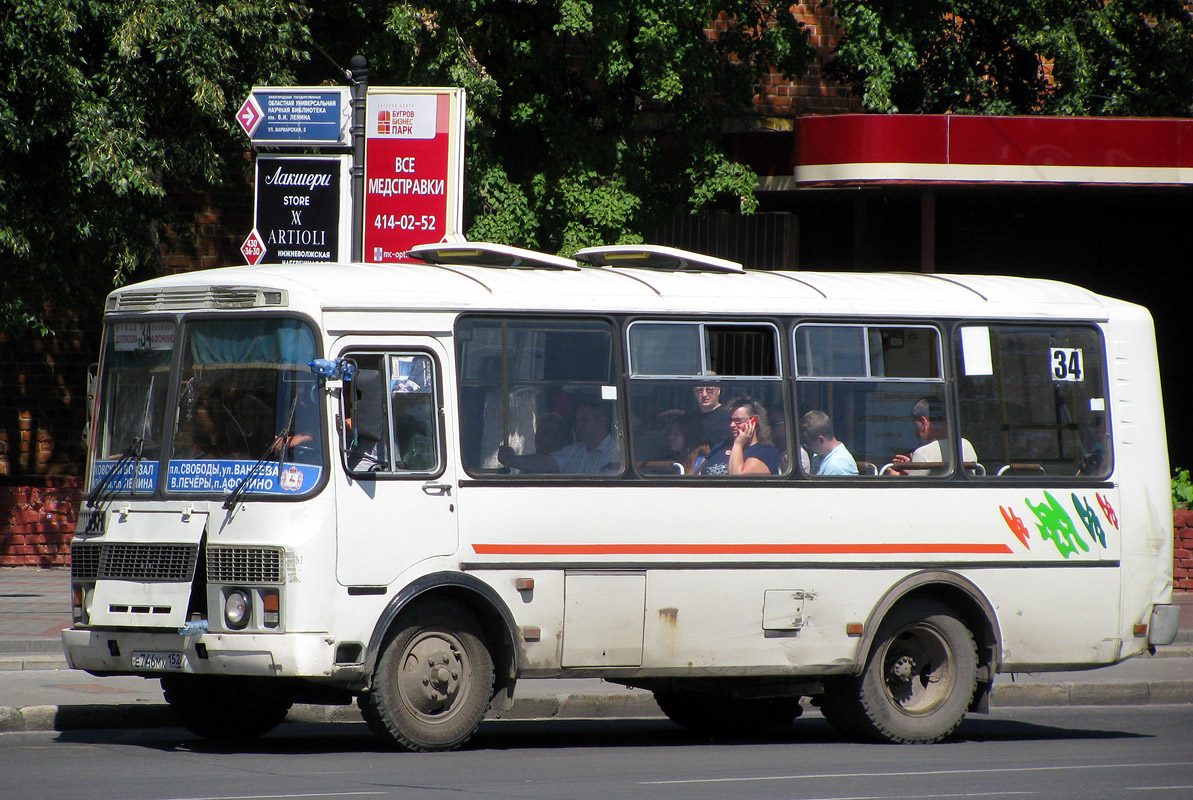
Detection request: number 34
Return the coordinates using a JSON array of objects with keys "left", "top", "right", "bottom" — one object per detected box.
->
[{"left": 1051, "top": 347, "right": 1083, "bottom": 381}]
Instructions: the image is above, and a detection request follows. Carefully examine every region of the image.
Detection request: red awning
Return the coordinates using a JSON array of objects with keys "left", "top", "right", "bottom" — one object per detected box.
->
[{"left": 774, "top": 115, "right": 1193, "bottom": 188}]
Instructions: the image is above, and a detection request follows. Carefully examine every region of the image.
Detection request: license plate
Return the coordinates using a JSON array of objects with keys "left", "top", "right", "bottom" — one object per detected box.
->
[{"left": 131, "top": 651, "right": 185, "bottom": 671}]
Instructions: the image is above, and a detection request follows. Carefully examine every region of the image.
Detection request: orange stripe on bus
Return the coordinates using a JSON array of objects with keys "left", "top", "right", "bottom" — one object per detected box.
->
[{"left": 471, "top": 543, "right": 1014, "bottom": 556}]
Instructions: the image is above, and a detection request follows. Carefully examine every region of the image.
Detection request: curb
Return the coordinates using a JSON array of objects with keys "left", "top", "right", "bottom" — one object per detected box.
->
[
  {"left": 991, "top": 680, "right": 1193, "bottom": 707},
  {"left": 3, "top": 683, "right": 1192, "bottom": 734}
]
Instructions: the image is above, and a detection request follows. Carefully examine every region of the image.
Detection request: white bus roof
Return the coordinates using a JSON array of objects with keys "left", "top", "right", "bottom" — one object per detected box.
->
[{"left": 107, "top": 253, "right": 1120, "bottom": 322}]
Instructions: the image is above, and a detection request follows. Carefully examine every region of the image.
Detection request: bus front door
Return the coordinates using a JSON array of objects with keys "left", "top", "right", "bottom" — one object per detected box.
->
[{"left": 333, "top": 342, "right": 458, "bottom": 586}]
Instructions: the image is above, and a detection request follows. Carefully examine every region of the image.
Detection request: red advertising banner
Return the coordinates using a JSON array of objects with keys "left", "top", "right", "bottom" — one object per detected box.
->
[{"left": 363, "top": 88, "right": 466, "bottom": 263}]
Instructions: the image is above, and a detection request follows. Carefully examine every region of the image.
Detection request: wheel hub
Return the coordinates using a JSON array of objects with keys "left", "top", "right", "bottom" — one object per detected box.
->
[
  {"left": 890, "top": 654, "right": 917, "bottom": 684},
  {"left": 398, "top": 634, "right": 468, "bottom": 718},
  {"left": 882, "top": 624, "right": 954, "bottom": 716}
]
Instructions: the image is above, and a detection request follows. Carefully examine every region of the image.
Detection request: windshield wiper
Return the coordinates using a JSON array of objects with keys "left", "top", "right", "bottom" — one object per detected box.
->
[
  {"left": 275, "top": 390, "right": 302, "bottom": 479},
  {"left": 222, "top": 441, "right": 273, "bottom": 510},
  {"left": 85, "top": 436, "right": 144, "bottom": 520},
  {"left": 222, "top": 395, "right": 301, "bottom": 511},
  {"left": 128, "top": 375, "right": 156, "bottom": 497}
]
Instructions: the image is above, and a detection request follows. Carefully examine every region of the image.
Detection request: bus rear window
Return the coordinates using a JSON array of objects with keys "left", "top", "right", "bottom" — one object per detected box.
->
[{"left": 955, "top": 324, "right": 1110, "bottom": 478}]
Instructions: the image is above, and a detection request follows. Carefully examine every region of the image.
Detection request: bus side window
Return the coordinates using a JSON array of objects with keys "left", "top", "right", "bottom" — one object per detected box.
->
[
  {"left": 627, "top": 321, "right": 788, "bottom": 477},
  {"left": 389, "top": 354, "right": 438, "bottom": 472},
  {"left": 456, "top": 318, "right": 621, "bottom": 477},
  {"left": 341, "top": 352, "right": 441, "bottom": 475},
  {"left": 794, "top": 324, "right": 951, "bottom": 478},
  {"left": 343, "top": 357, "right": 389, "bottom": 473},
  {"left": 956, "top": 325, "right": 1110, "bottom": 478}
]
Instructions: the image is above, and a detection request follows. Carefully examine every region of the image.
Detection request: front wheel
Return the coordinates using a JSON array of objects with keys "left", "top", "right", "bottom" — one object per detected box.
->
[
  {"left": 822, "top": 599, "right": 978, "bottom": 744},
  {"left": 361, "top": 600, "right": 495, "bottom": 752},
  {"left": 161, "top": 675, "right": 293, "bottom": 742}
]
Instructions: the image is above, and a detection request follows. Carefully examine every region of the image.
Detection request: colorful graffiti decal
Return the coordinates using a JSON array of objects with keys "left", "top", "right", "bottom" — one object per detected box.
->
[
  {"left": 1072, "top": 493, "right": 1107, "bottom": 548},
  {"left": 1026, "top": 491, "right": 1088, "bottom": 558},
  {"left": 1097, "top": 493, "right": 1119, "bottom": 530},
  {"left": 1000, "top": 491, "right": 1116, "bottom": 558},
  {"left": 999, "top": 506, "right": 1031, "bottom": 549}
]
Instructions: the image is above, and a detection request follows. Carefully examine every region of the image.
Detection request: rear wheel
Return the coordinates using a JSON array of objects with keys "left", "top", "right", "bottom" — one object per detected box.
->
[
  {"left": 653, "top": 690, "right": 802, "bottom": 737},
  {"left": 822, "top": 599, "right": 978, "bottom": 744},
  {"left": 161, "top": 675, "right": 292, "bottom": 742},
  {"left": 361, "top": 600, "right": 494, "bottom": 752}
]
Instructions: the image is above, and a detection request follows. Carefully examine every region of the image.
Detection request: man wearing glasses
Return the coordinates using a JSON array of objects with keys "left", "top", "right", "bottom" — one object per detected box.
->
[{"left": 693, "top": 383, "right": 730, "bottom": 449}]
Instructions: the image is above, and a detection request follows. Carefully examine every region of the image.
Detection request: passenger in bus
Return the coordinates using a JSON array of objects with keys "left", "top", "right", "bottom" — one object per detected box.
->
[
  {"left": 886, "top": 397, "right": 976, "bottom": 475},
  {"left": 533, "top": 412, "right": 573, "bottom": 457},
  {"left": 668, "top": 413, "right": 710, "bottom": 475},
  {"left": 799, "top": 410, "right": 859, "bottom": 476},
  {"left": 698, "top": 398, "right": 780, "bottom": 476},
  {"left": 692, "top": 382, "right": 730, "bottom": 451},
  {"left": 496, "top": 400, "right": 619, "bottom": 474}
]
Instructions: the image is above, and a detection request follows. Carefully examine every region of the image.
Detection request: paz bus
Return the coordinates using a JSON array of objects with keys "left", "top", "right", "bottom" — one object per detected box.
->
[{"left": 63, "top": 242, "right": 1179, "bottom": 750}]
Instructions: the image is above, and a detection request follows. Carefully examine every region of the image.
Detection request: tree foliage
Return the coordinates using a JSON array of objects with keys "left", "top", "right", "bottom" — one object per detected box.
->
[
  {"left": 826, "top": 0, "right": 1193, "bottom": 116},
  {"left": 0, "top": 1, "right": 311, "bottom": 334},
  {"left": 1, "top": 1, "right": 813, "bottom": 334},
  {"left": 306, "top": 1, "right": 814, "bottom": 254}
]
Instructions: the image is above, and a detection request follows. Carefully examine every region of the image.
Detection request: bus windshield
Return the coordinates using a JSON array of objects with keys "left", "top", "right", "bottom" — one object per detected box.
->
[
  {"left": 89, "top": 321, "right": 175, "bottom": 495},
  {"left": 89, "top": 316, "right": 324, "bottom": 498}
]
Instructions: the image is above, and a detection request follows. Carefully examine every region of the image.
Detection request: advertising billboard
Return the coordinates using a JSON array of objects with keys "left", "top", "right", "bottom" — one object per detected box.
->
[
  {"left": 362, "top": 88, "right": 466, "bottom": 263},
  {"left": 253, "top": 155, "right": 351, "bottom": 264}
]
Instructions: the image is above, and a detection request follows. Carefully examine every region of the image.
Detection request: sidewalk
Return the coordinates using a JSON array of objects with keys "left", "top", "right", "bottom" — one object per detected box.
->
[{"left": 3, "top": 566, "right": 1191, "bottom": 733}]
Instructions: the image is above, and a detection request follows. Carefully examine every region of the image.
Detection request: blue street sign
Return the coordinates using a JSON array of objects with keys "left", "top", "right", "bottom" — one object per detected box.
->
[{"left": 237, "top": 87, "right": 351, "bottom": 147}]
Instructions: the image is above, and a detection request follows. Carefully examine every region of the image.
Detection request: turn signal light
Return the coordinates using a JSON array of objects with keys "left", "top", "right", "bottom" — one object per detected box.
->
[{"left": 263, "top": 591, "right": 280, "bottom": 628}]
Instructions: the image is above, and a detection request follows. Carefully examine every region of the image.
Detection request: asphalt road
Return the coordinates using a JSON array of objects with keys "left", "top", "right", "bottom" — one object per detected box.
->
[{"left": 1, "top": 705, "right": 1190, "bottom": 800}]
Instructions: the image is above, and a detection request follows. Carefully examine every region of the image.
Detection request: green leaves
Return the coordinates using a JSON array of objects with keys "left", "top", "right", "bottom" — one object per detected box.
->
[
  {"left": 2, "top": 0, "right": 814, "bottom": 333},
  {"left": 827, "top": 0, "right": 1193, "bottom": 116},
  {"left": 327, "top": 0, "right": 813, "bottom": 253},
  {"left": 1, "top": 0, "right": 313, "bottom": 333},
  {"left": 1175, "top": 468, "right": 1193, "bottom": 510}
]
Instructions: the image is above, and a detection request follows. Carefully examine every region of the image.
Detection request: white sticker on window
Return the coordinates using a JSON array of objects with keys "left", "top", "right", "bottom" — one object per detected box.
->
[
  {"left": 960, "top": 327, "right": 993, "bottom": 376},
  {"left": 1051, "top": 348, "right": 1084, "bottom": 382},
  {"left": 1090, "top": 397, "right": 1106, "bottom": 411},
  {"left": 601, "top": 385, "right": 618, "bottom": 400}
]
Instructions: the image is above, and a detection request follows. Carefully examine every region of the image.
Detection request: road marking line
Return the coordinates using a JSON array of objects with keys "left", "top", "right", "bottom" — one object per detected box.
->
[
  {"left": 159, "top": 793, "right": 388, "bottom": 800},
  {"left": 774, "top": 793, "right": 1035, "bottom": 800},
  {"left": 642, "top": 761, "right": 1193, "bottom": 785}
]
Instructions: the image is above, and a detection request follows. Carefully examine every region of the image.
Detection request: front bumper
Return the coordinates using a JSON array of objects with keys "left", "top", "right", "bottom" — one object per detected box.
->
[
  {"left": 62, "top": 627, "right": 339, "bottom": 679},
  {"left": 1149, "top": 604, "right": 1181, "bottom": 647}
]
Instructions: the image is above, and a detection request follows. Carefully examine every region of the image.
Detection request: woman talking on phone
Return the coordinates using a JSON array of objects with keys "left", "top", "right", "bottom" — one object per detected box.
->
[{"left": 697, "top": 398, "right": 780, "bottom": 476}]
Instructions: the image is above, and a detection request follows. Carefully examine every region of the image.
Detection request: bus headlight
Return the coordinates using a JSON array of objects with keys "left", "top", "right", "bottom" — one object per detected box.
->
[
  {"left": 73, "top": 585, "right": 95, "bottom": 624},
  {"left": 224, "top": 590, "right": 250, "bottom": 630}
]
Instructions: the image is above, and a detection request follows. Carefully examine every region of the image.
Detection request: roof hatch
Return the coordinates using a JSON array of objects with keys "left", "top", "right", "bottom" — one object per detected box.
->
[
  {"left": 574, "top": 244, "right": 744, "bottom": 273},
  {"left": 409, "top": 242, "right": 580, "bottom": 270}
]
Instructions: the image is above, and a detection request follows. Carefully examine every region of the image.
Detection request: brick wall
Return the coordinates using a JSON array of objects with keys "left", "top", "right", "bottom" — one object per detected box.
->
[
  {"left": 0, "top": 477, "right": 80, "bottom": 566},
  {"left": 0, "top": 310, "right": 93, "bottom": 567},
  {"left": 707, "top": 2, "right": 863, "bottom": 121},
  {"left": 0, "top": 183, "right": 251, "bottom": 567},
  {"left": 1175, "top": 509, "right": 1193, "bottom": 592}
]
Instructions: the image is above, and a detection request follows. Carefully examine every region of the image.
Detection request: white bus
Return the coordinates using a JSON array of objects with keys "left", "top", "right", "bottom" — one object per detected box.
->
[{"left": 63, "top": 243, "right": 1179, "bottom": 750}]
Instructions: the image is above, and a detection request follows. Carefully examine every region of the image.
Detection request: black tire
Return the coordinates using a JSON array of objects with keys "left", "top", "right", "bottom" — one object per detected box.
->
[
  {"left": 362, "top": 600, "right": 494, "bottom": 752},
  {"left": 161, "top": 675, "right": 292, "bottom": 742},
  {"left": 824, "top": 598, "right": 978, "bottom": 744},
  {"left": 815, "top": 676, "right": 872, "bottom": 740},
  {"left": 653, "top": 690, "right": 802, "bottom": 737}
]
